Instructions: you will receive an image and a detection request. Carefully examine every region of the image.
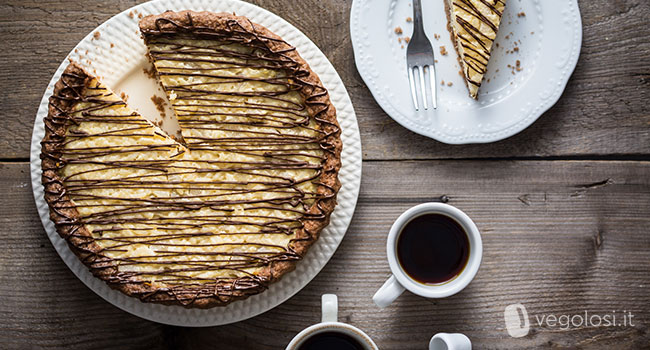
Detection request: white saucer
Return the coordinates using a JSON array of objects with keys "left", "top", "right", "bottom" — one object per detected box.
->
[{"left": 350, "top": 0, "right": 582, "bottom": 144}]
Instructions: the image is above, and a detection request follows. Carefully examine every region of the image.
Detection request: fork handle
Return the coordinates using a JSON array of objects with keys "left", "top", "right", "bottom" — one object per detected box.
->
[{"left": 412, "top": 0, "right": 425, "bottom": 37}]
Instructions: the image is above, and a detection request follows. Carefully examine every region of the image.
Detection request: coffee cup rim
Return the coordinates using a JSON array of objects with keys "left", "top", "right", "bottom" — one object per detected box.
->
[
  {"left": 387, "top": 202, "right": 482, "bottom": 298},
  {"left": 285, "top": 322, "right": 378, "bottom": 350}
]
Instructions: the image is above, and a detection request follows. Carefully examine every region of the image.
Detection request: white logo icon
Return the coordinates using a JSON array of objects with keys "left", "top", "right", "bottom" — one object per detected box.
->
[{"left": 504, "top": 303, "right": 530, "bottom": 338}]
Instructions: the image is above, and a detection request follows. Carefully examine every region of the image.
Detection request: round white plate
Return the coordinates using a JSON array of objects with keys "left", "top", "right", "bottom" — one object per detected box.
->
[
  {"left": 350, "top": 0, "right": 582, "bottom": 144},
  {"left": 30, "top": 0, "right": 362, "bottom": 327}
]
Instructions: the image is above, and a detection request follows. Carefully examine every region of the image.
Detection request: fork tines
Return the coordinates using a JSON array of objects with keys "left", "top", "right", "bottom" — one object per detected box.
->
[{"left": 408, "top": 64, "right": 437, "bottom": 111}]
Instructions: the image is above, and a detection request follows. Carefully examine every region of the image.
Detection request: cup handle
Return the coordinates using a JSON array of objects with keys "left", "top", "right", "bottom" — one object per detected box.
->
[
  {"left": 321, "top": 294, "right": 338, "bottom": 323},
  {"left": 373, "top": 275, "right": 405, "bottom": 308}
]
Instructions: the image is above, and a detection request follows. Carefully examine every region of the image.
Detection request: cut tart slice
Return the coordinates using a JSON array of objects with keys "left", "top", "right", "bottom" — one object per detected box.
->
[
  {"left": 445, "top": 0, "right": 506, "bottom": 99},
  {"left": 41, "top": 11, "right": 341, "bottom": 308},
  {"left": 41, "top": 63, "right": 188, "bottom": 302}
]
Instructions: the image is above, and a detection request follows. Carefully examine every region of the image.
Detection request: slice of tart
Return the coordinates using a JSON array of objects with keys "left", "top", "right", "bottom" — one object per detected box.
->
[
  {"left": 445, "top": 0, "right": 506, "bottom": 99},
  {"left": 41, "top": 63, "right": 188, "bottom": 301},
  {"left": 41, "top": 11, "right": 341, "bottom": 308}
]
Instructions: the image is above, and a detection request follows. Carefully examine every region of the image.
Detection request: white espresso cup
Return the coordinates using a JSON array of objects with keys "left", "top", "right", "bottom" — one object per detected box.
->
[
  {"left": 286, "top": 294, "right": 378, "bottom": 350},
  {"left": 373, "top": 203, "right": 482, "bottom": 308},
  {"left": 429, "top": 333, "right": 472, "bottom": 350}
]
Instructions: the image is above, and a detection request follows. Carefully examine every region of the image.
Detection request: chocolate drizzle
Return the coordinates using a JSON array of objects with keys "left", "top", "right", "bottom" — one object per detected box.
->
[
  {"left": 447, "top": 0, "right": 506, "bottom": 95},
  {"left": 41, "top": 11, "right": 341, "bottom": 308}
]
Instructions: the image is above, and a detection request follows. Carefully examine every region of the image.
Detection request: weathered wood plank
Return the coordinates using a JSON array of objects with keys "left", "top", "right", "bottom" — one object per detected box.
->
[
  {"left": 1, "top": 160, "right": 648, "bottom": 349},
  {"left": 0, "top": 0, "right": 649, "bottom": 160}
]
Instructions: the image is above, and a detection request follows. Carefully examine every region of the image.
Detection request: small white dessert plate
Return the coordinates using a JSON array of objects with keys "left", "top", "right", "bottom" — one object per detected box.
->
[
  {"left": 30, "top": 0, "right": 362, "bottom": 326},
  {"left": 350, "top": 0, "right": 582, "bottom": 144}
]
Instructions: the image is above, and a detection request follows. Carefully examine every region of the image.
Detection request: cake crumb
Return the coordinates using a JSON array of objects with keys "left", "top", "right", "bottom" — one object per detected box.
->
[
  {"left": 128, "top": 11, "right": 134, "bottom": 18},
  {"left": 110, "top": 43, "right": 115, "bottom": 48},
  {"left": 435, "top": 59, "right": 438, "bottom": 63},
  {"left": 505, "top": 35, "right": 510, "bottom": 40},
  {"left": 394, "top": 26, "right": 403, "bottom": 35},
  {"left": 447, "top": 82, "right": 453, "bottom": 87},
  {"left": 143, "top": 66, "right": 157, "bottom": 79},
  {"left": 404, "top": 37, "right": 410, "bottom": 43},
  {"left": 398, "top": 37, "right": 402, "bottom": 43},
  {"left": 406, "top": 17, "right": 412, "bottom": 22},
  {"left": 401, "top": 45, "right": 404, "bottom": 49},
  {"left": 138, "top": 13, "right": 143, "bottom": 19},
  {"left": 531, "top": 31, "right": 535, "bottom": 35},
  {"left": 516, "top": 60, "right": 522, "bottom": 71},
  {"left": 517, "top": 11, "right": 526, "bottom": 17},
  {"left": 434, "top": 33, "right": 441, "bottom": 40},
  {"left": 441, "top": 80, "right": 445, "bottom": 86},
  {"left": 439, "top": 45, "right": 448, "bottom": 55},
  {"left": 151, "top": 95, "right": 168, "bottom": 118},
  {"left": 513, "top": 47, "right": 519, "bottom": 52},
  {"left": 496, "top": 43, "right": 499, "bottom": 48},
  {"left": 120, "top": 92, "right": 129, "bottom": 102},
  {"left": 93, "top": 31, "right": 101, "bottom": 40}
]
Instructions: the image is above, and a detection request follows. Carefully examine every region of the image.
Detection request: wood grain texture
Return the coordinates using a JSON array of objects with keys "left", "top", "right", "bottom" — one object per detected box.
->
[
  {"left": 2, "top": 161, "right": 649, "bottom": 349},
  {"left": 0, "top": 0, "right": 649, "bottom": 160}
]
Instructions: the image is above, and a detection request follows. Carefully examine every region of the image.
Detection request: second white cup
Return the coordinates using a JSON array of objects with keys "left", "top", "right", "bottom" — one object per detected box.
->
[{"left": 286, "top": 294, "right": 378, "bottom": 350}]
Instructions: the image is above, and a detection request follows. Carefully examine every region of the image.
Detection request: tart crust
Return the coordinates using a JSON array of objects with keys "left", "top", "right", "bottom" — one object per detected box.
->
[{"left": 41, "top": 11, "right": 341, "bottom": 308}]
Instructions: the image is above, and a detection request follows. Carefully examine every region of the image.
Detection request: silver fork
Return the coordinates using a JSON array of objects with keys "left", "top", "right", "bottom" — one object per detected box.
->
[{"left": 407, "top": 0, "right": 437, "bottom": 110}]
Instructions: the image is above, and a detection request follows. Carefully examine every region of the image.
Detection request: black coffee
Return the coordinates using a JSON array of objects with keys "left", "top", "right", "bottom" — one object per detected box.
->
[
  {"left": 297, "top": 331, "right": 365, "bottom": 350},
  {"left": 397, "top": 213, "right": 470, "bottom": 284}
]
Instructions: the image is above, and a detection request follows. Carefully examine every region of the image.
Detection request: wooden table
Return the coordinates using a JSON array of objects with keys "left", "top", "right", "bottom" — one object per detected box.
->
[{"left": 1, "top": 0, "right": 649, "bottom": 349}]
